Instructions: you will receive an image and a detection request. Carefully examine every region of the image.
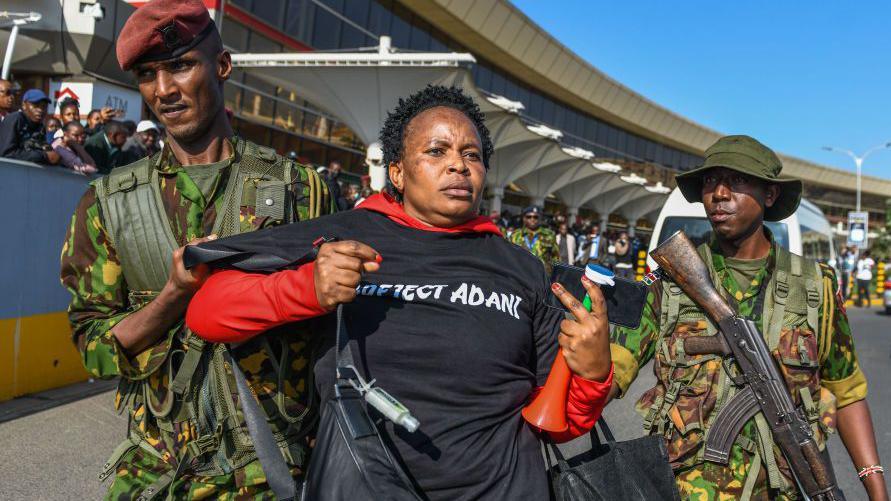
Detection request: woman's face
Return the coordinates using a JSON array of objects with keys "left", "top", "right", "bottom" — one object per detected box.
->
[{"left": 389, "top": 106, "right": 486, "bottom": 227}]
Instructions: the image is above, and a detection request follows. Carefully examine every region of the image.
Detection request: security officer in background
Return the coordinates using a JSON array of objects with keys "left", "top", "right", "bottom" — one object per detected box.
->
[
  {"left": 608, "top": 135, "right": 886, "bottom": 500},
  {"left": 510, "top": 205, "right": 560, "bottom": 270},
  {"left": 59, "top": 1, "right": 333, "bottom": 498}
]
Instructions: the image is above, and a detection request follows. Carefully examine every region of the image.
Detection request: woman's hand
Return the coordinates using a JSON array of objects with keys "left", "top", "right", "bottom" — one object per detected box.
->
[
  {"left": 314, "top": 240, "right": 381, "bottom": 311},
  {"left": 551, "top": 277, "right": 611, "bottom": 381}
]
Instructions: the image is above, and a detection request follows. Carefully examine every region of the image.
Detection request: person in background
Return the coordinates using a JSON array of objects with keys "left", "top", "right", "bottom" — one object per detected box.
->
[
  {"left": 326, "top": 159, "right": 349, "bottom": 210},
  {"left": 510, "top": 205, "right": 560, "bottom": 271},
  {"left": 45, "top": 116, "right": 62, "bottom": 143},
  {"left": 122, "top": 119, "right": 160, "bottom": 161},
  {"left": 855, "top": 250, "right": 875, "bottom": 308},
  {"left": 556, "top": 222, "right": 576, "bottom": 264},
  {"left": 58, "top": 97, "right": 81, "bottom": 125},
  {"left": 52, "top": 121, "right": 97, "bottom": 174},
  {"left": 83, "top": 107, "right": 119, "bottom": 137},
  {"left": 360, "top": 173, "right": 373, "bottom": 192},
  {"left": 613, "top": 230, "right": 635, "bottom": 279},
  {"left": 122, "top": 119, "right": 137, "bottom": 137},
  {"left": 840, "top": 246, "right": 856, "bottom": 299},
  {"left": 0, "top": 79, "right": 17, "bottom": 121},
  {"left": 0, "top": 89, "right": 60, "bottom": 165},
  {"left": 354, "top": 186, "right": 375, "bottom": 207},
  {"left": 84, "top": 109, "right": 103, "bottom": 136},
  {"left": 84, "top": 119, "right": 129, "bottom": 174},
  {"left": 578, "top": 223, "right": 608, "bottom": 266}
]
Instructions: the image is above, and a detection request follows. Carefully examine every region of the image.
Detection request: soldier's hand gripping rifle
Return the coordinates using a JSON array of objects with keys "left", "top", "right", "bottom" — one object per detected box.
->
[{"left": 650, "top": 231, "right": 844, "bottom": 501}]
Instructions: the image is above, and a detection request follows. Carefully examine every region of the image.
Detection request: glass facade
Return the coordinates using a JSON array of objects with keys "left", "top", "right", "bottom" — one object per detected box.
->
[
  {"left": 225, "top": 0, "right": 703, "bottom": 173},
  {"left": 221, "top": 5, "right": 366, "bottom": 171}
]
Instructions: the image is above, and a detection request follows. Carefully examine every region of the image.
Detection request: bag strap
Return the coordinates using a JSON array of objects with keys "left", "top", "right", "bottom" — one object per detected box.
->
[{"left": 226, "top": 351, "right": 297, "bottom": 501}]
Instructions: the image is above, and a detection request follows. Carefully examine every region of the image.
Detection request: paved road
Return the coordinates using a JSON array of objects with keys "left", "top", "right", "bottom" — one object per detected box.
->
[{"left": 0, "top": 308, "right": 888, "bottom": 499}]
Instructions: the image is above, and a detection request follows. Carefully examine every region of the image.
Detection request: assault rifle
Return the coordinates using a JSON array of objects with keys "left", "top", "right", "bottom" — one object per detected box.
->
[{"left": 650, "top": 231, "right": 844, "bottom": 501}]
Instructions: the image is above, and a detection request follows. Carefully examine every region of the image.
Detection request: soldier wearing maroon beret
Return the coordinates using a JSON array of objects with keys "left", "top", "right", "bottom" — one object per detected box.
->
[{"left": 60, "top": 1, "right": 333, "bottom": 499}]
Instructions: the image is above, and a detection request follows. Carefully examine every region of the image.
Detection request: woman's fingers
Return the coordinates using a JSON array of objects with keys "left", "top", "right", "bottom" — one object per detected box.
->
[{"left": 550, "top": 282, "right": 589, "bottom": 321}]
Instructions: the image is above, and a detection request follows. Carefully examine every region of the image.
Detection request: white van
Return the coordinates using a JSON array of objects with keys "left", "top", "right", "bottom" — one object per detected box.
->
[{"left": 647, "top": 188, "right": 837, "bottom": 271}]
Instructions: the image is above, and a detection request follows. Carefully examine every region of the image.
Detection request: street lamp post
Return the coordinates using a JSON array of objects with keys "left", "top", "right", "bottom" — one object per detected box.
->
[{"left": 822, "top": 142, "right": 891, "bottom": 212}]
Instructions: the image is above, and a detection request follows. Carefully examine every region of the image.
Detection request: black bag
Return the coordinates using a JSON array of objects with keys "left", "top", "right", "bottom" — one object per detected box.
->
[
  {"left": 546, "top": 417, "right": 680, "bottom": 501},
  {"left": 301, "top": 306, "right": 423, "bottom": 501}
]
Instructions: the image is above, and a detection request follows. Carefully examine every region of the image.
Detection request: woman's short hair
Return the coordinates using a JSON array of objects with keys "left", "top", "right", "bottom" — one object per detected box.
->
[{"left": 380, "top": 85, "right": 494, "bottom": 171}]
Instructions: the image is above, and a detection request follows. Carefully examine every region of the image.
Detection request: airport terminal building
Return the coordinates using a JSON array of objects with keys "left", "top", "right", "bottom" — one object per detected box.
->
[
  {"left": 1, "top": 0, "right": 890, "bottom": 399},
  {"left": 4, "top": 0, "right": 890, "bottom": 232}
]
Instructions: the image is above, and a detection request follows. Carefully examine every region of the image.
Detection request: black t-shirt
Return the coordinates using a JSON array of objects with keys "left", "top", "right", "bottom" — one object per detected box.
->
[{"left": 212, "top": 209, "right": 561, "bottom": 499}]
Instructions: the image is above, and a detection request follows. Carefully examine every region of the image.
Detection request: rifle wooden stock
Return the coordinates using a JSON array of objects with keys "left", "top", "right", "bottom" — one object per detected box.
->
[
  {"left": 649, "top": 231, "right": 734, "bottom": 323},
  {"left": 683, "top": 335, "right": 731, "bottom": 356}
]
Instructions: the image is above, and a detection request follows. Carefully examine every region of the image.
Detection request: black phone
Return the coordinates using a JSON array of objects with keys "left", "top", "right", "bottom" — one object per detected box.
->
[{"left": 545, "top": 263, "right": 648, "bottom": 329}]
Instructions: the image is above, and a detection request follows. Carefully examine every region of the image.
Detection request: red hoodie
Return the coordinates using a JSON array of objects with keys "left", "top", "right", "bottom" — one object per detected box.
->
[{"left": 186, "top": 193, "right": 611, "bottom": 441}]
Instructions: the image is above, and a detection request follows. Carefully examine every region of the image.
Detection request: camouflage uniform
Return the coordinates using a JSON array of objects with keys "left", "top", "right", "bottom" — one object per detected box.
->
[
  {"left": 510, "top": 226, "right": 560, "bottom": 269},
  {"left": 60, "top": 138, "right": 333, "bottom": 500},
  {"left": 611, "top": 235, "right": 867, "bottom": 500}
]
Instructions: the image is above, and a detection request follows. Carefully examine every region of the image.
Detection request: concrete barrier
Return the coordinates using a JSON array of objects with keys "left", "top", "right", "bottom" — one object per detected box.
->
[{"left": 0, "top": 159, "right": 92, "bottom": 401}]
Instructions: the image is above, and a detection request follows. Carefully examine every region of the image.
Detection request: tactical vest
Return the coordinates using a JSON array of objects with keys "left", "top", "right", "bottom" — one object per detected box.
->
[
  {"left": 92, "top": 138, "right": 323, "bottom": 497},
  {"left": 639, "top": 243, "right": 834, "bottom": 500}
]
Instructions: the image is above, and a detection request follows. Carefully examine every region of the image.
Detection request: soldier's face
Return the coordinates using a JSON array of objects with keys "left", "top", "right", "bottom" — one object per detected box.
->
[
  {"left": 389, "top": 106, "right": 486, "bottom": 227},
  {"left": 134, "top": 41, "right": 231, "bottom": 145},
  {"left": 524, "top": 213, "right": 540, "bottom": 230},
  {"left": 701, "top": 167, "right": 779, "bottom": 242}
]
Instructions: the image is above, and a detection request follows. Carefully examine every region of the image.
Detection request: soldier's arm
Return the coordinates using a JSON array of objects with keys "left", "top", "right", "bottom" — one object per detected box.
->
[
  {"left": 818, "top": 266, "right": 887, "bottom": 499},
  {"left": 607, "top": 282, "right": 662, "bottom": 401},
  {"left": 60, "top": 188, "right": 210, "bottom": 378}
]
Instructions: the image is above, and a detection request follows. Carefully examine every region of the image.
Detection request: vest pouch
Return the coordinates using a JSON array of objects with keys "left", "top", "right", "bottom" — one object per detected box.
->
[
  {"left": 651, "top": 319, "right": 723, "bottom": 468},
  {"left": 773, "top": 327, "right": 820, "bottom": 397}
]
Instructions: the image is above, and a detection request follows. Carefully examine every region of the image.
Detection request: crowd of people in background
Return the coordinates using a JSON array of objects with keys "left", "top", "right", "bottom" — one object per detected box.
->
[
  {"left": 0, "top": 78, "right": 163, "bottom": 175},
  {"left": 493, "top": 205, "right": 648, "bottom": 277}
]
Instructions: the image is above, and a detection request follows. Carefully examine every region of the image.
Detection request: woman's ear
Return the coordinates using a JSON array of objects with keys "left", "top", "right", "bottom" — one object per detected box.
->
[{"left": 388, "top": 161, "right": 404, "bottom": 194}]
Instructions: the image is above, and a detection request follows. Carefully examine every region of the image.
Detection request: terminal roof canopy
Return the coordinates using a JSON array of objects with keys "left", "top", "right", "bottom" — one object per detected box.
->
[{"left": 231, "top": 44, "right": 666, "bottom": 222}]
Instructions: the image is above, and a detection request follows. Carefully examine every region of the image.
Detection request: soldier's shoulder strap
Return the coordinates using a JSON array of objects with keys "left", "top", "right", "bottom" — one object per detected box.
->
[
  {"left": 91, "top": 154, "right": 156, "bottom": 200},
  {"left": 233, "top": 137, "right": 327, "bottom": 222},
  {"left": 767, "top": 246, "right": 822, "bottom": 351}
]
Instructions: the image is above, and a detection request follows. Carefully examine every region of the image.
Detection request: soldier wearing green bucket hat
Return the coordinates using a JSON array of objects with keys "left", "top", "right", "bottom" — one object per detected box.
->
[{"left": 608, "top": 135, "right": 887, "bottom": 500}]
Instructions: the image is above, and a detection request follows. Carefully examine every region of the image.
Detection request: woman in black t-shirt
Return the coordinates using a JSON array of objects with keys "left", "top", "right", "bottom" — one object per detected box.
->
[{"left": 187, "top": 86, "right": 614, "bottom": 500}]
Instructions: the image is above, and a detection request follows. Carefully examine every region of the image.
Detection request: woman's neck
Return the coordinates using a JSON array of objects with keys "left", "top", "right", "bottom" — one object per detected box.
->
[{"left": 402, "top": 199, "right": 473, "bottom": 228}]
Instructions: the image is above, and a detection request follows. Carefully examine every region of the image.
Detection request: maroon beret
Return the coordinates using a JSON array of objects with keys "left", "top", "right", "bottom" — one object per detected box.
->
[{"left": 117, "top": 0, "right": 216, "bottom": 71}]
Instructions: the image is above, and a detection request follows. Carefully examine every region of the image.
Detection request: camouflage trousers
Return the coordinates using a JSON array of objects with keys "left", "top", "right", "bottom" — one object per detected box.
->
[
  {"left": 673, "top": 442, "right": 797, "bottom": 501},
  {"left": 107, "top": 447, "right": 302, "bottom": 501}
]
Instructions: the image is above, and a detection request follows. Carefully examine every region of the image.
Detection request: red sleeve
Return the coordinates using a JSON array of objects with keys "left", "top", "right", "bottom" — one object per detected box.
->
[
  {"left": 185, "top": 263, "right": 329, "bottom": 343},
  {"left": 548, "top": 364, "right": 613, "bottom": 443}
]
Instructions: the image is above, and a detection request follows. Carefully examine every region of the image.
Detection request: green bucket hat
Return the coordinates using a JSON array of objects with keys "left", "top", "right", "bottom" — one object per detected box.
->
[{"left": 675, "top": 134, "right": 802, "bottom": 221}]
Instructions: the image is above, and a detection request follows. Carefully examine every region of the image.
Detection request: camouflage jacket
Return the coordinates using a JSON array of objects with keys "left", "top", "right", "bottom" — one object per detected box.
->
[
  {"left": 611, "top": 238, "right": 867, "bottom": 500},
  {"left": 510, "top": 226, "right": 560, "bottom": 268},
  {"left": 60, "top": 139, "right": 334, "bottom": 498}
]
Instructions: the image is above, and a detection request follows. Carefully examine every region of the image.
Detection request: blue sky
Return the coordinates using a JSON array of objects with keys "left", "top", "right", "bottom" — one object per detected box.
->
[{"left": 512, "top": 0, "right": 891, "bottom": 180}]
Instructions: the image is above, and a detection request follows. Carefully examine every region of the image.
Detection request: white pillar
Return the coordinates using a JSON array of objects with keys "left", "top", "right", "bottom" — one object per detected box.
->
[
  {"left": 531, "top": 196, "right": 546, "bottom": 208},
  {"left": 490, "top": 186, "right": 505, "bottom": 214},
  {"left": 600, "top": 213, "right": 609, "bottom": 231},
  {"left": 365, "top": 142, "right": 387, "bottom": 192},
  {"left": 567, "top": 206, "right": 579, "bottom": 226},
  {"left": 627, "top": 223, "right": 636, "bottom": 237}
]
